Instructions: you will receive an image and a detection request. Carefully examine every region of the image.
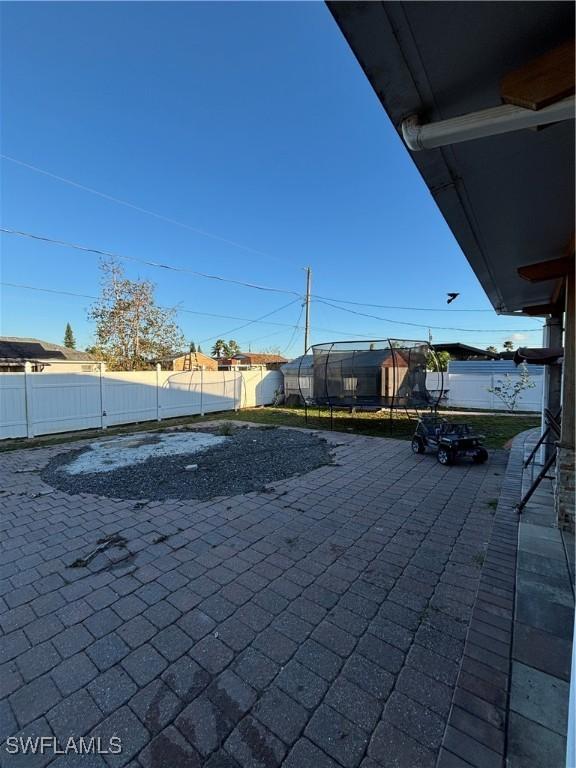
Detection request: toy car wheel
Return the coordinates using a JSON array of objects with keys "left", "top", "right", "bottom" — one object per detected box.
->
[
  {"left": 437, "top": 446, "right": 454, "bottom": 465},
  {"left": 411, "top": 437, "right": 425, "bottom": 454},
  {"left": 473, "top": 447, "right": 488, "bottom": 464}
]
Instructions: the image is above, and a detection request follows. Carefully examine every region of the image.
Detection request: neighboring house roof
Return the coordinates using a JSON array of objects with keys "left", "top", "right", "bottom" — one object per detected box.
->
[
  {"left": 432, "top": 343, "right": 500, "bottom": 360},
  {"left": 0, "top": 337, "right": 96, "bottom": 364},
  {"left": 229, "top": 353, "right": 288, "bottom": 365}
]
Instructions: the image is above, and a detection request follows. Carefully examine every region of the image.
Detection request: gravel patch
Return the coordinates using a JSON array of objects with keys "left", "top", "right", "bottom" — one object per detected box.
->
[
  {"left": 60, "top": 432, "right": 227, "bottom": 474},
  {"left": 41, "top": 426, "right": 332, "bottom": 501}
]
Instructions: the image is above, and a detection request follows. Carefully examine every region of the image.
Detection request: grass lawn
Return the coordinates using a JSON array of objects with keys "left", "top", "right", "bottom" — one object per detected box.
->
[
  {"left": 0, "top": 406, "right": 539, "bottom": 452},
  {"left": 224, "top": 406, "right": 539, "bottom": 449}
]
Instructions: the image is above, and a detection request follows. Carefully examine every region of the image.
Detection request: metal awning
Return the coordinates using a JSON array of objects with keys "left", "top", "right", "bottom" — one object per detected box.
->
[{"left": 327, "top": 2, "right": 575, "bottom": 314}]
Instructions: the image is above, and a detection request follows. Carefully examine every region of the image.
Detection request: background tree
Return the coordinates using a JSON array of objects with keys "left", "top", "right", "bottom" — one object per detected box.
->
[
  {"left": 502, "top": 340, "right": 515, "bottom": 351},
  {"left": 198, "top": 344, "right": 203, "bottom": 354},
  {"left": 88, "top": 259, "right": 185, "bottom": 370},
  {"left": 427, "top": 350, "right": 450, "bottom": 372},
  {"left": 212, "top": 339, "right": 226, "bottom": 358},
  {"left": 189, "top": 341, "right": 196, "bottom": 353},
  {"left": 485, "top": 345, "right": 499, "bottom": 355},
  {"left": 63, "top": 323, "right": 76, "bottom": 349}
]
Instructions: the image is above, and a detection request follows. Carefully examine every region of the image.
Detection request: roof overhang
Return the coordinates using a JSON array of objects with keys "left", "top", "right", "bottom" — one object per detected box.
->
[{"left": 327, "top": 2, "right": 575, "bottom": 314}]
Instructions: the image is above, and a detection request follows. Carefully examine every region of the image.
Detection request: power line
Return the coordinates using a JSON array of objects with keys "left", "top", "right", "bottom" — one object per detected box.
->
[
  {"left": 283, "top": 302, "right": 305, "bottom": 355},
  {"left": 314, "top": 298, "right": 543, "bottom": 333},
  {"left": 312, "top": 293, "right": 494, "bottom": 313},
  {"left": 2, "top": 227, "right": 542, "bottom": 324},
  {"left": 0, "top": 280, "right": 393, "bottom": 342},
  {"left": 1, "top": 154, "right": 288, "bottom": 264},
  {"left": 198, "top": 299, "right": 301, "bottom": 345},
  {"left": 0, "top": 227, "right": 301, "bottom": 298},
  {"left": 0, "top": 281, "right": 302, "bottom": 329}
]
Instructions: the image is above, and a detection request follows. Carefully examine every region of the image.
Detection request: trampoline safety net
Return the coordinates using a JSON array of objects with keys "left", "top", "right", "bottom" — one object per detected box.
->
[{"left": 299, "top": 339, "right": 442, "bottom": 411}]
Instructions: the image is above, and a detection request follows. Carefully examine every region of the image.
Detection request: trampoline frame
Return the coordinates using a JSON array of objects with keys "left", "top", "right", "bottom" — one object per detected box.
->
[{"left": 297, "top": 339, "right": 444, "bottom": 429}]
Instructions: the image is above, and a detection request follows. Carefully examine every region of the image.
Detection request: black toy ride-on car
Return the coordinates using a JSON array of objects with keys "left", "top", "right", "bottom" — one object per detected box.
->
[{"left": 411, "top": 416, "right": 488, "bottom": 466}]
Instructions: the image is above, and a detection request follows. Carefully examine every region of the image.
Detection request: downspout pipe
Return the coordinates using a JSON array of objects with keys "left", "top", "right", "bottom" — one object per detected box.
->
[{"left": 402, "top": 95, "right": 575, "bottom": 151}]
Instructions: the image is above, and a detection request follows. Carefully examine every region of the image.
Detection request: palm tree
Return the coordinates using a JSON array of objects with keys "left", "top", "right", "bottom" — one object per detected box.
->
[
  {"left": 224, "top": 339, "right": 240, "bottom": 357},
  {"left": 212, "top": 339, "right": 226, "bottom": 359}
]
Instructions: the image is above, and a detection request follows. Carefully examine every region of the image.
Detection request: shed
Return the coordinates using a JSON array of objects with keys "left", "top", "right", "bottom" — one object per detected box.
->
[{"left": 281, "top": 355, "right": 313, "bottom": 403}]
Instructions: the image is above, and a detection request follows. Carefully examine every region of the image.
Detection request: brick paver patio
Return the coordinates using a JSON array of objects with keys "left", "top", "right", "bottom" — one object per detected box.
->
[{"left": 0, "top": 427, "right": 507, "bottom": 767}]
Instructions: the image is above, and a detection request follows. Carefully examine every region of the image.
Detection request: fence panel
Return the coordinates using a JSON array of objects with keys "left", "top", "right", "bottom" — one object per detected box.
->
[
  {"left": 446, "top": 363, "right": 543, "bottom": 412},
  {"left": 0, "top": 374, "right": 27, "bottom": 439},
  {"left": 28, "top": 373, "right": 102, "bottom": 435},
  {"left": 202, "top": 371, "right": 240, "bottom": 414},
  {"left": 0, "top": 369, "right": 284, "bottom": 439},
  {"left": 158, "top": 370, "right": 203, "bottom": 420},
  {"left": 103, "top": 371, "right": 158, "bottom": 426}
]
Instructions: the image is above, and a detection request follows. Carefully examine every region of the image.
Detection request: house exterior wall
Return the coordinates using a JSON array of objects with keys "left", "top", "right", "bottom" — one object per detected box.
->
[
  {"left": 556, "top": 270, "right": 575, "bottom": 532},
  {"left": 171, "top": 354, "right": 218, "bottom": 371}
]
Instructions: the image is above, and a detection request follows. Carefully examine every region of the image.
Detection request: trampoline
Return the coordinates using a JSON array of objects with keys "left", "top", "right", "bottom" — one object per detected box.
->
[{"left": 298, "top": 339, "right": 444, "bottom": 427}]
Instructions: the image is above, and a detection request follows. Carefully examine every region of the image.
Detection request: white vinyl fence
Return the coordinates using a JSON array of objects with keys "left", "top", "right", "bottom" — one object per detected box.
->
[
  {"left": 0, "top": 366, "right": 283, "bottom": 440},
  {"left": 445, "top": 361, "right": 543, "bottom": 412}
]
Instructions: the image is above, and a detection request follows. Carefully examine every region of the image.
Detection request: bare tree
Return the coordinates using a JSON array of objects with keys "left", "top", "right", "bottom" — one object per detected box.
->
[
  {"left": 88, "top": 259, "right": 185, "bottom": 370},
  {"left": 487, "top": 363, "right": 536, "bottom": 412}
]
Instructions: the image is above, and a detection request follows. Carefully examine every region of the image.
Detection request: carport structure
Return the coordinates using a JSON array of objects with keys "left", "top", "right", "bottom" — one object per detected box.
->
[{"left": 326, "top": 3, "right": 574, "bottom": 766}]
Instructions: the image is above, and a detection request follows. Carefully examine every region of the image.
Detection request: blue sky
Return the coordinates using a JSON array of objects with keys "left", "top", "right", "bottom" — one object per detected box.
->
[{"left": 1, "top": 1, "right": 543, "bottom": 356}]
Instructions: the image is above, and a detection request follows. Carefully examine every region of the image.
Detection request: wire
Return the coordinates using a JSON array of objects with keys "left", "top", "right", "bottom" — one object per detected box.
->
[
  {"left": 198, "top": 299, "right": 301, "bottom": 344},
  {"left": 0, "top": 280, "right": 385, "bottom": 342},
  {"left": 1, "top": 226, "right": 544, "bottom": 325},
  {"left": 283, "top": 302, "right": 305, "bottom": 355},
  {"left": 312, "top": 293, "right": 494, "bottom": 313},
  {"left": 314, "top": 298, "right": 543, "bottom": 333},
  {"left": 1, "top": 281, "right": 541, "bottom": 346},
  {"left": 0, "top": 281, "right": 302, "bottom": 329},
  {"left": 1, "top": 154, "right": 288, "bottom": 264},
  {"left": 0, "top": 227, "right": 301, "bottom": 298}
]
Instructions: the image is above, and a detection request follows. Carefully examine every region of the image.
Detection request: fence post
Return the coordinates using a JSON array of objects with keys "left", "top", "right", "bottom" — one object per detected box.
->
[
  {"left": 490, "top": 373, "right": 495, "bottom": 411},
  {"left": 156, "top": 364, "right": 162, "bottom": 421},
  {"left": 99, "top": 363, "right": 107, "bottom": 429},
  {"left": 23, "top": 362, "right": 35, "bottom": 438},
  {"left": 200, "top": 368, "right": 204, "bottom": 416}
]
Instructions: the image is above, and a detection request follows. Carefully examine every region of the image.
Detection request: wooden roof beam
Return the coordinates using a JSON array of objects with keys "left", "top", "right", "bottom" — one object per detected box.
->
[
  {"left": 501, "top": 39, "right": 575, "bottom": 110},
  {"left": 518, "top": 255, "right": 574, "bottom": 283},
  {"left": 522, "top": 302, "right": 562, "bottom": 317}
]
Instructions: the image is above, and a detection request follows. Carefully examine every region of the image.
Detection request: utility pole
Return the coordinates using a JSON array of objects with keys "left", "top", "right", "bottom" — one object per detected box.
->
[{"left": 304, "top": 266, "right": 312, "bottom": 354}]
